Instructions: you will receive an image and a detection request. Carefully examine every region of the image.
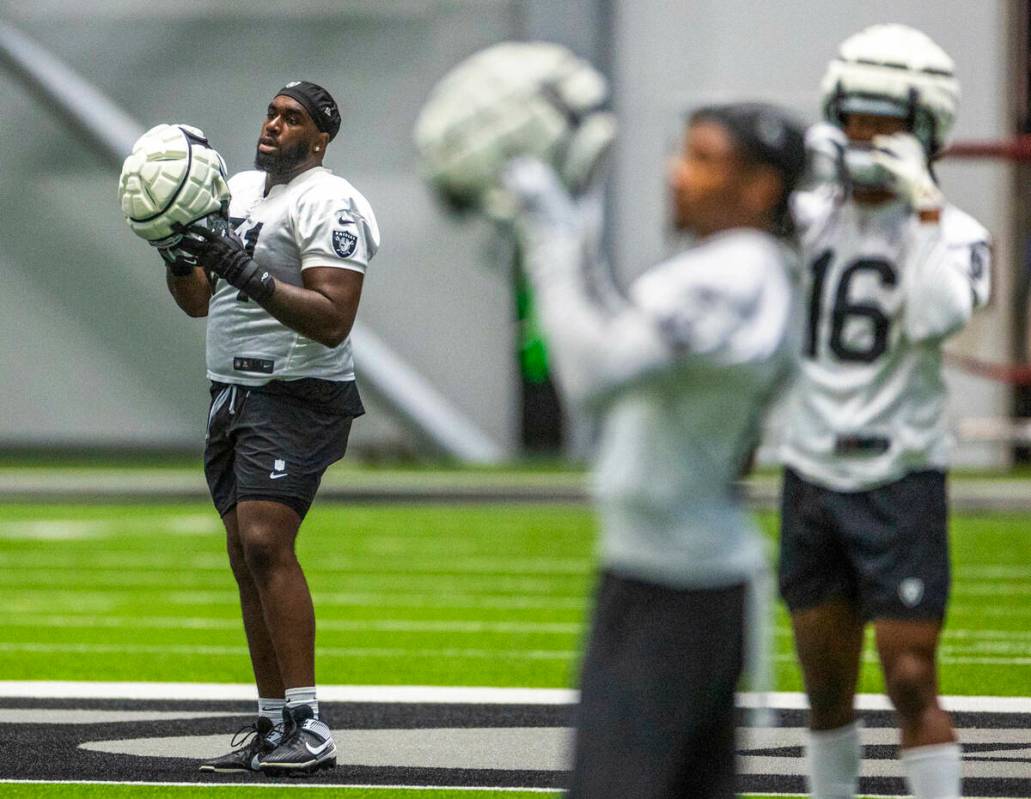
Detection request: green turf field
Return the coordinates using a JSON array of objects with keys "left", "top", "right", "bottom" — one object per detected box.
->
[
  {"left": 0, "top": 502, "right": 1028, "bottom": 694},
  {"left": 0, "top": 499, "right": 1028, "bottom": 798}
]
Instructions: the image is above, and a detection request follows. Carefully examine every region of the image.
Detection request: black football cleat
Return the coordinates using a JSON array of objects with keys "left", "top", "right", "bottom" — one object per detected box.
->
[
  {"left": 258, "top": 704, "right": 337, "bottom": 776},
  {"left": 199, "top": 716, "right": 281, "bottom": 773}
]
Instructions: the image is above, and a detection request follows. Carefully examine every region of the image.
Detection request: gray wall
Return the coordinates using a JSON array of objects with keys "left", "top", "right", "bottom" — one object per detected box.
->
[
  {"left": 1, "top": 0, "right": 1019, "bottom": 465},
  {"left": 1, "top": 0, "right": 525, "bottom": 453}
]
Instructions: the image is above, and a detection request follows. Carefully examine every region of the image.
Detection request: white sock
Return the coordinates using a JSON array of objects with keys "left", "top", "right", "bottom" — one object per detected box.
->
[
  {"left": 284, "top": 686, "right": 319, "bottom": 719},
  {"left": 806, "top": 721, "right": 861, "bottom": 799},
  {"left": 901, "top": 742, "right": 962, "bottom": 799},
  {"left": 257, "top": 697, "right": 284, "bottom": 726}
]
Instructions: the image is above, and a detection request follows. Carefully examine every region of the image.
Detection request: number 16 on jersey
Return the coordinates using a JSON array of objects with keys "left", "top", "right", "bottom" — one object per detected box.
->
[{"left": 805, "top": 250, "right": 898, "bottom": 364}]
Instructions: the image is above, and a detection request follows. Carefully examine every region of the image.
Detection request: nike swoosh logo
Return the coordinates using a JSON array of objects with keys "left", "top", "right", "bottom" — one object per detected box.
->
[
  {"left": 269, "top": 473, "right": 288, "bottom": 480},
  {"left": 305, "top": 739, "right": 334, "bottom": 756}
]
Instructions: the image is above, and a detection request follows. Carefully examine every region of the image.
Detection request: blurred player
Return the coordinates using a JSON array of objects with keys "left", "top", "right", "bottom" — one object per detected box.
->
[
  {"left": 779, "top": 25, "right": 991, "bottom": 799},
  {"left": 162, "top": 81, "right": 379, "bottom": 775},
  {"left": 504, "top": 103, "right": 804, "bottom": 798}
]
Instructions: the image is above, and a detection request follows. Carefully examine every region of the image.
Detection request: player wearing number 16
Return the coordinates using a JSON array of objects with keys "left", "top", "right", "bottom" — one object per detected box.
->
[
  {"left": 779, "top": 25, "right": 991, "bottom": 799},
  {"left": 118, "top": 82, "right": 380, "bottom": 775}
]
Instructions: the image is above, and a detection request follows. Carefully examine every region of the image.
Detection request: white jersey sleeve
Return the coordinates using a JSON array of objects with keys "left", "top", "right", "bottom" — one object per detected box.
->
[
  {"left": 791, "top": 185, "right": 843, "bottom": 238},
  {"left": 521, "top": 221, "right": 793, "bottom": 409},
  {"left": 291, "top": 181, "right": 381, "bottom": 273},
  {"left": 902, "top": 207, "right": 992, "bottom": 342}
]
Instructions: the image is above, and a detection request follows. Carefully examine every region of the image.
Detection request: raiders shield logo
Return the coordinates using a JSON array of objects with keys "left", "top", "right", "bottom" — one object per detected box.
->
[
  {"left": 333, "top": 229, "right": 358, "bottom": 259},
  {"left": 899, "top": 577, "right": 924, "bottom": 607}
]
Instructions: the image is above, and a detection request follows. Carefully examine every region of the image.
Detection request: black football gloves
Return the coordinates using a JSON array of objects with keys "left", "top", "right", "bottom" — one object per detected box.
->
[
  {"left": 157, "top": 244, "right": 199, "bottom": 277},
  {"left": 173, "top": 222, "right": 276, "bottom": 302}
]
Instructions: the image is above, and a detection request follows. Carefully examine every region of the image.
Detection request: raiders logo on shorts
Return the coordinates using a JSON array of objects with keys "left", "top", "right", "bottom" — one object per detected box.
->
[
  {"left": 898, "top": 577, "right": 925, "bottom": 607},
  {"left": 333, "top": 229, "right": 358, "bottom": 258}
]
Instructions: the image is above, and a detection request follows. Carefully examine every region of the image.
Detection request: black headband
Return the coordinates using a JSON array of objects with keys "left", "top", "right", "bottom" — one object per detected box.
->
[
  {"left": 690, "top": 102, "right": 806, "bottom": 192},
  {"left": 275, "top": 81, "right": 341, "bottom": 141}
]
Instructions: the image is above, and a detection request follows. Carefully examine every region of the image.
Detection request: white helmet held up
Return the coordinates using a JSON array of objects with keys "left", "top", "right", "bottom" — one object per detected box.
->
[{"left": 821, "top": 23, "right": 959, "bottom": 187}]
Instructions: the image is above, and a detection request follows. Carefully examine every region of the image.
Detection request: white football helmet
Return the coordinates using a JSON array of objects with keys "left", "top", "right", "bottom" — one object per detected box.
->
[
  {"left": 414, "top": 41, "right": 616, "bottom": 220},
  {"left": 820, "top": 24, "right": 959, "bottom": 187},
  {"left": 119, "top": 123, "right": 231, "bottom": 245}
]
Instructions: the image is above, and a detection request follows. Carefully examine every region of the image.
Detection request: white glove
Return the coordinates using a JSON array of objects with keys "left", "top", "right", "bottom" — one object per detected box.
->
[
  {"left": 871, "top": 132, "right": 944, "bottom": 215},
  {"left": 804, "top": 123, "right": 849, "bottom": 186},
  {"left": 501, "top": 157, "right": 582, "bottom": 233},
  {"left": 501, "top": 156, "right": 608, "bottom": 287}
]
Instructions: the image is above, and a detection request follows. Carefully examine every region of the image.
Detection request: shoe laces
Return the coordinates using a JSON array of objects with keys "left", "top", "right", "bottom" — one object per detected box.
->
[
  {"left": 269, "top": 718, "right": 294, "bottom": 746},
  {"left": 229, "top": 722, "right": 266, "bottom": 753}
]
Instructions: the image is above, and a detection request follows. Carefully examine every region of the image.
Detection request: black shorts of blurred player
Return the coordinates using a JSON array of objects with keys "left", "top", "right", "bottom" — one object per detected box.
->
[
  {"left": 204, "top": 378, "right": 363, "bottom": 697},
  {"left": 779, "top": 467, "right": 952, "bottom": 746},
  {"left": 567, "top": 573, "right": 746, "bottom": 799}
]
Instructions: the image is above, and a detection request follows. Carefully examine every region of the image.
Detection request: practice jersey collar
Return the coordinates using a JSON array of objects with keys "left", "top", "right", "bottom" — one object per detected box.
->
[{"left": 264, "top": 165, "right": 332, "bottom": 198}]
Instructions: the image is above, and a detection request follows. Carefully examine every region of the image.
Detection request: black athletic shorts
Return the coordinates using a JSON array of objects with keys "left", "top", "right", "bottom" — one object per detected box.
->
[
  {"left": 204, "top": 378, "right": 364, "bottom": 519},
  {"left": 778, "top": 467, "right": 950, "bottom": 621},
  {"left": 567, "top": 571, "right": 745, "bottom": 799}
]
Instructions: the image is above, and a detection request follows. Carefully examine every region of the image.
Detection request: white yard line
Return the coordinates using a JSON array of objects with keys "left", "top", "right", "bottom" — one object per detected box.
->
[
  {"left": 0, "top": 550, "right": 1023, "bottom": 574},
  {"left": 771, "top": 652, "right": 1031, "bottom": 666},
  {"left": 0, "top": 642, "right": 578, "bottom": 660},
  {"left": 953, "top": 583, "right": 1031, "bottom": 595},
  {"left": 0, "top": 553, "right": 227, "bottom": 569},
  {"left": 0, "top": 573, "right": 581, "bottom": 595},
  {"left": 0, "top": 681, "right": 578, "bottom": 704},
  {"left": 956, "top": 565, "right": 1031, "bottom": 578},
  {"left": 0, "top": 780, "right": 562, "bottom": 792},
  {"left": 4, "top": 610, "right": 1028, "bottom": 641},
  {"left": 0, "top": 614, "right": 583, "bottom": 634},
  {"left": 951, "top": 604, "right": 1031, "bottom": 617},
  {"left": 168, "top": 591, "right": 589, "bottom": 610},
  {"left": 0, "top": 558, "right": 593, "bottom": 575},
  {"left": 770, "top": 627, "right": 1031, "bottom": 642},
  {"left": 2, "top": 682, "right": 1031, "bottom": 713},
  {"left": 0, "top": 641, "right": 1027, "bottom": 664},
  {"left": 0, "top": 588, "right": 589, "bottom": 610}
]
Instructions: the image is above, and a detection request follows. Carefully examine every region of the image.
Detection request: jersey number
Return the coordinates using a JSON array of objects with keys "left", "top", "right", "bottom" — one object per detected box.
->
[
  {"left": 227, "top": 220, "right": 263, "bottom": 302},
  {"left": 805, "top": 251, "right": 897, "bottom": 363}
]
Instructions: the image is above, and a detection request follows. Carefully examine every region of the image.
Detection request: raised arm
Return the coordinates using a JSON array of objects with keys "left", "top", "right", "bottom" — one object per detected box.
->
[{"left": 505, "top": 159, "right": 790, "bottom": 409}]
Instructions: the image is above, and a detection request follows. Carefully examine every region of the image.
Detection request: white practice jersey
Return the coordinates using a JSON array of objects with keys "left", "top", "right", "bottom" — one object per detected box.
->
[
  {"left": 780, "top": 187, "right": 991, "bottom": 491},
  {"left": 206, "top": 166, "right": 380, "bottom": 385},
  {"left": 523, "top": 213, "right": 797, "bottom": 590}
]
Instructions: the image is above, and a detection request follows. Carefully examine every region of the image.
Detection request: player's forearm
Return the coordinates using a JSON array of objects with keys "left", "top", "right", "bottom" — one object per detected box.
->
[
  {"left": 523, "top": 227, "right": 668, "bottom": 407},
  {"left": 165, "top": 267, "right": 211, "bottom": 317},
  {"left": 254, "top": 282, "right": 356, "bottom": 348},
  {"left": 903, "top": 231, "right": 983, "bottom": 342}
]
